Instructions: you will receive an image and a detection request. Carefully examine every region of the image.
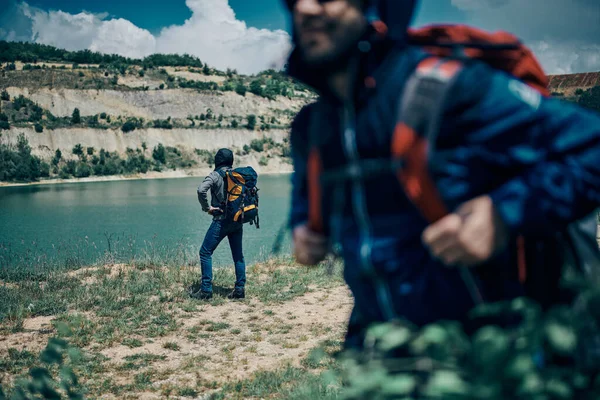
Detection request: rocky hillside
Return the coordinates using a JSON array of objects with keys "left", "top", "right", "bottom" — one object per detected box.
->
[{"left": 0, "top": 42, "right": 316, "bottom": 182}]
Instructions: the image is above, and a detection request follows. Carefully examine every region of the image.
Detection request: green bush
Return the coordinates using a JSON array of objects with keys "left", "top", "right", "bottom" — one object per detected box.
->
[
  {"left": 74, "top": 162, "right": 91, "bottom": 178},
  {"left": 578, "top": 86, "right": 600, "bottom": 113},
  {"left": 152, "top": 143, "right": 166, "bottom": 164},
  {"left": 0, "top": 113, "right": 8, "bottom": 130},
  {"left": 52, "top": 149, "right": 62, "bottom": 165},
  {"left": 296, "top": 276, "right": 600, "bottom": 400},
  {"left": 247, "top": 114, "right": 257, "bottom": 131},
  {"left": 72, "top": 144, "right": 83, "bottom": 156},
  {"left": 194, "top": 149, "right": 214, "bottom": 165},
  {"left": 0, "top": 89, "right": 9, "bottom": 101},
  {"left": 34, "top": 123, "right": 43, "bottom": 133},
  {"left": 121, "top": 120, "right": 137, "bottom": 133},
  {"left": 235, "top": 83, "right": 247, "bottom": 96},
  {"left": 153, "top": 119, "right": 173, "bottom": 129},
  {"left": 100, "top": 112, "right": 107, "bottom": 119},
  {"left": 71, "top": 108, "right": 81, "bottom": 125},
  {"left": 250, "top": 80, "right": 264, "bottom": 97},
  {"left": 0, "top": 134, "right": 45, "bottom": 182},
  {"left": 259, "top": 156, "right": 269, "bottom": 166},
  {"left": 86, "top": 147, "right": 94, "bottom": 156}
]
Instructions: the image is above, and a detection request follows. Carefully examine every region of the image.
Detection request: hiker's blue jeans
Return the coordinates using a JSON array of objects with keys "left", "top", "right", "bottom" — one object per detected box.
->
[{"left": 200, "top": 220, "right": 246, "bottom": 293}]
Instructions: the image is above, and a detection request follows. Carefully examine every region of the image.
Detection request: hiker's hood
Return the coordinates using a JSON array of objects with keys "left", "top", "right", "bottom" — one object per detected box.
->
[
  {"left": 214, "top": 148, "right": 233, "bottom": 170},
  {"left": 285, "top": 0, "right": 418, "bottom": 91}
]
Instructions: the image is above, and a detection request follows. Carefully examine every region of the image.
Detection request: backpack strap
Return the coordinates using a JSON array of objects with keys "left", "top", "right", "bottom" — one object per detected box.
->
[
  {"left": 392, "top": 56, "right": 463, "bottom": 222},
  {"left": 306, "top": 107, "right": 325, "bottom": 234}
]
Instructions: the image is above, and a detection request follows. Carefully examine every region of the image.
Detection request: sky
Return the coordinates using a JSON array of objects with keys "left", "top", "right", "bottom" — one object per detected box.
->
[{"left": 0, "top": 0, "right": 598, "bottom": 75}]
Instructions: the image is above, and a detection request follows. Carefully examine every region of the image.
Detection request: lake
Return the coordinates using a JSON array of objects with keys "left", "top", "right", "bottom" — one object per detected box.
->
[{"left": 0, "top": 174, "right": 293, "bottom": 271}]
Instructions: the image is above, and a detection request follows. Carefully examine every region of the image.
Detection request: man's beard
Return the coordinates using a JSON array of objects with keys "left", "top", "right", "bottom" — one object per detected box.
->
[{"left": 300, "top": 44, "right": 358, "bottom": 75}]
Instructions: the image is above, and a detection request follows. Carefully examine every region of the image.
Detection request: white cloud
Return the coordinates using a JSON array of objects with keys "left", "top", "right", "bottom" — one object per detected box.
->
[
  {"left": 531, "top": 41, "right": 600, "bottom": 75},
  {"left": 1, "top": 0, "right": 291, "bottom": 74},
  {"left": 155, "top": 0, "right": 291, "bottom": 74},
  {"left": 450, "top": 0, "right": 600, "bottom": 74}
]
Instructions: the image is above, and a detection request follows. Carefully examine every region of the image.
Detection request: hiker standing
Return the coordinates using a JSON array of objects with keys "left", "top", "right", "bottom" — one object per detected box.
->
[
  {"left": 192, "top": 148, "right": 246, "bottom": 300},
  {"left": 284, "top": 0, "right": 600, "bottom": 349}
]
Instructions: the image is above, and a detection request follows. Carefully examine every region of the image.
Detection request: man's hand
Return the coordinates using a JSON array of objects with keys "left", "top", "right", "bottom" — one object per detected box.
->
[
  {"left": 207, "top": 206, "right": 222, "bottom": 215},
  {"left": 422, "top": 195, "right": 509, "bottom": 267},
  {"left": 293, "top": 224, "right": 328, "bottom": 266}
]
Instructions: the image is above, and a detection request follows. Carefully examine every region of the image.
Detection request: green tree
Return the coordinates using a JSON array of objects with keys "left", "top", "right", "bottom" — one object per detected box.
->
[
  {"left": 152, "top": 143, "right": 166, "bottom": 164},
  {"left": 0, "top": 113, "right": 9, "bottom": 130},
  {"left": 578, "top": 86, "right": 600, "bottom": 112},
  {"left": 86, "top": 147, "right": 95, "bottom": 156},
  {"left": 231, "top": 120, "right": 239, "bottom": 128},
  {"left": 0, "top": 90, "right": 9, "bottom": 101},
  {"left": 72, "top": 144, "right": 83, "bottom": 157},
  {"left": 100, "top": 112, "right": 107, "bottom": 119},
  {"left": 235, "top": 82, "right": 247, "bottom": 96},
  {"left": 34, "top": 123, "right": 43, "bottom": 133},
  {"left": 52, "top": 149, "right": 62, "bottom": 165},
  {"left": 246, "top": 114, "right": 257, "bottom": 130},
  {"left": 250, "top": 80, "right": 264, "bottom": 97},
  {"left": 121, "top": 120, "right": 137, "bottom": 133},
  {"left": 74, "top": 162, "right": 91, "bottom": 177},
  {"left": 203, "top": 64, "right": 210, "bottom": 75},
  {"left": 71, "top": 108, "right": 81, "bottom": 125}
]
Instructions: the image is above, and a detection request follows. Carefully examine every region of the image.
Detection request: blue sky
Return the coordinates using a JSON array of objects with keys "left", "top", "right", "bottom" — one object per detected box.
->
[
  {"left": 19, "top": 0, "right": 292, "bottom": 34},
  {"left": 17, "top": 0, "right": 467, "bottom": 33},
  {"left": 0, "top": 0, "right": 598, "bottom": 74}
]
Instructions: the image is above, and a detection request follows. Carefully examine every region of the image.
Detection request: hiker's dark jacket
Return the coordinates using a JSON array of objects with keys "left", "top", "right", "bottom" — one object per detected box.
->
[{"left": 287, "top": 1, "right": 600, "bottom": 337}]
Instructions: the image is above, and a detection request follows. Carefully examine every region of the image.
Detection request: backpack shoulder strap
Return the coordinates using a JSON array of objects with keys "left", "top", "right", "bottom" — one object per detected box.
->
[
  {"left": 392, "top": 56, "right": 464, "bottom": 223},
  {"left": 307, "top": 105, "right": 325, "bottom": 233}
]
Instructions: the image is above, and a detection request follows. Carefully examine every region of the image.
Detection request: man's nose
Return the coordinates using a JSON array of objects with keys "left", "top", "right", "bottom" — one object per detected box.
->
[{"left": 294, "top": 0, "right": 324, "bottom": 16}]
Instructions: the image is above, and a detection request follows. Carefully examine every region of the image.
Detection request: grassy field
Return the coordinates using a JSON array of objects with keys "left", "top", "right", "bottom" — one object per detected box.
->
[{"left": 0, "top": 255, "right": 352, "bottom": 399}]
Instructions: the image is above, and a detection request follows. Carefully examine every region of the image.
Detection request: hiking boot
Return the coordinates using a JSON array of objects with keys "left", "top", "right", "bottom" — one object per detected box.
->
[
  {"left": 189, "top": 289, "right": 213, "bottom": 300},
  {"left": 227, "top": 288, "right": 245, "bottom": 299}
]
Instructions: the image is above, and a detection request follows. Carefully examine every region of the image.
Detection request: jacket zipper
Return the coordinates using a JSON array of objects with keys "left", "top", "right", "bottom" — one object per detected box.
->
[{"left": 341, "top": 105, "right": 397, "bottom": 321}]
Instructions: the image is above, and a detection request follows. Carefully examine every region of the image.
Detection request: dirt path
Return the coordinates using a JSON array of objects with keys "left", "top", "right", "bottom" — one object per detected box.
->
[{"left": 1, "top": 285, "right": 353, "bottom": 398}]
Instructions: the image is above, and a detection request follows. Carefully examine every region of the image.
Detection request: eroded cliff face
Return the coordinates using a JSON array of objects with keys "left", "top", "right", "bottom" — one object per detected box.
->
[
  {"left": 1, "top": 127, "right": 290, "bottom": 160},
  {"left": 4, "top": 87, "right": 306, "bottom": 121}
]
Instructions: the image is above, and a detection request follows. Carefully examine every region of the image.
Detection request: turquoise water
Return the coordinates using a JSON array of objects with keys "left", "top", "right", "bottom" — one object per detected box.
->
[{"left": 0, "top": 174, "right": 292, "bottom": 270}]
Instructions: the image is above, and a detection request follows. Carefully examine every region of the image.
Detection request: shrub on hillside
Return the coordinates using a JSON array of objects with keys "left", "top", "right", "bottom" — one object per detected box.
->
[
  {"left": 71, "top": 108, "right": 81, "bottom": 125},
  {"left": 578, "top": 86, "right": 600, "bottom": 112},
  {"left": 0, "top": 134, "right": 45, "bottom": 182},
  {"left": 246, "top": 115, "right": 257, "bottom": 131},
  {"left": 121, "top": 121, "right": 137, "bottom": 133},
  {"left": 235, "top": 83, "right": 247, "bottom": 96},
  {"left": 152, "top": 143, "right": 166, "bottom": 164},
  {"left": 34, "top": 123, "right": 43, "bottom": 133}
]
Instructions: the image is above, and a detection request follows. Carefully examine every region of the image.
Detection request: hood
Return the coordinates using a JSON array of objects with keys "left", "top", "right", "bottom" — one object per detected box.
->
[
  {"left": 214, "top": 148, "right": 233, "bottom": 170},
  {"left": 286, "top": 0, "right": 418, "bottom": 91}
]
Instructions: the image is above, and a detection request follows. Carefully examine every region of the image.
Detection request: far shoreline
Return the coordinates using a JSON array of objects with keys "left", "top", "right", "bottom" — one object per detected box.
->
[{"left": 0, "top": 168, "right": 293, "bottom": 188}]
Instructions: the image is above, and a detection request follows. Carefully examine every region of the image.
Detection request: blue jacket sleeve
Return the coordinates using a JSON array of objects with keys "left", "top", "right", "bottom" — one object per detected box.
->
[
  {"left": 289, "top": 105, "right": 313, "bottom": 229},
  {"left": 442, "top": 66, "right": 600, "bottom": 237}
]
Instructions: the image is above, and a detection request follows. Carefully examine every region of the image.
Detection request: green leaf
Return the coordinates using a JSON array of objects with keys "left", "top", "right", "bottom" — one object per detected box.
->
[
  {"left": 378, "top": 326, "right": 412, "bottom": 352},
  {"left": 423, "top": 370, "right": 469, "bottom": 397},
  {"left": 545, "top": 379, "right": 572, "bottom": 400},
  {"left": 504, "top": 354, "right": 535, "bottom": 379},
  {"left": 545, "top": 322, "right": 577, "bottom": 355},
  {"left": 472, "top": 326, "right": 510, "bottom": 368},
  {"left": 518, "top": 373, "right": 543, "bottom": 396},
  {"left": 380, "top": 375, "right": 416, "bottom": 396},
  {"left": 40, "top": 347, "right": 62, "bottom": 365}
]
